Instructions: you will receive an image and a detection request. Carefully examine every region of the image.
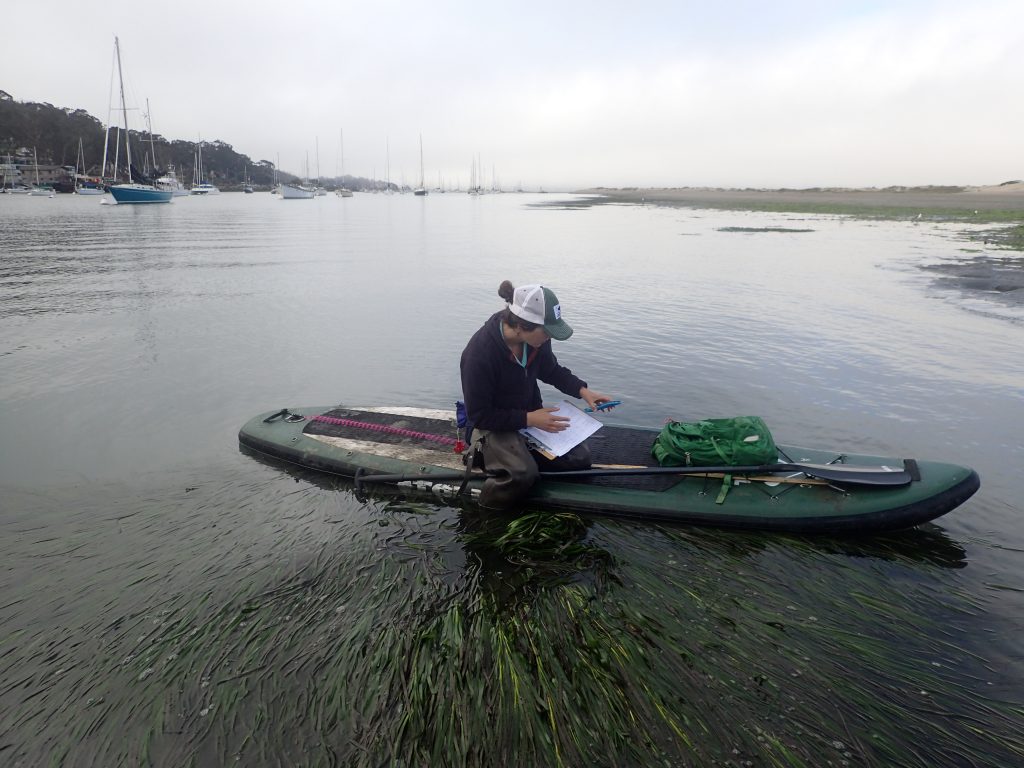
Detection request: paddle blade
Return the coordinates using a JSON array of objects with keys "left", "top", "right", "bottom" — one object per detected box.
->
[{"left": 797, "top": 463, "right": 912, "bottom": 486}]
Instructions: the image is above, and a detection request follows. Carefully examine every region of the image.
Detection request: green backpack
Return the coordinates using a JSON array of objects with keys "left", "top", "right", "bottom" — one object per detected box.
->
[{"left": 651, "top": 416, "right": 778, "bottom": 467}]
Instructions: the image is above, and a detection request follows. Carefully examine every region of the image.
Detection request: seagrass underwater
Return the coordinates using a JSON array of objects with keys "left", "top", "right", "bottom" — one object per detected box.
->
[{"left": 1, "top": 192, "right": 1022, "bottom": 765}]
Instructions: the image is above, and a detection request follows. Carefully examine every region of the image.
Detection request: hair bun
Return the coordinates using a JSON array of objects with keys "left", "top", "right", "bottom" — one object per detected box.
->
[{"left": 498, "top": 280, "right": 515, "bottom": 302}]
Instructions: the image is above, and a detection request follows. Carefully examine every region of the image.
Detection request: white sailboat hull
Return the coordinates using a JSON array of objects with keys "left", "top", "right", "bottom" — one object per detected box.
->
[{"left": 280, "top": 184, "right": 316, "bottom": 199}]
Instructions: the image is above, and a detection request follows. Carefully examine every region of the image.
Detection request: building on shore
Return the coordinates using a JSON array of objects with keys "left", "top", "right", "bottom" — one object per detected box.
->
[{"left": 4, "top": 148, "right": 76, "bottom": 191}]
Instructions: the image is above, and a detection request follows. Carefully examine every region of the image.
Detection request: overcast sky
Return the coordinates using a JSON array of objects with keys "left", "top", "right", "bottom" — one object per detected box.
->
[{"left": 5, "top": 0, "right": 1022, "bottom": 189}]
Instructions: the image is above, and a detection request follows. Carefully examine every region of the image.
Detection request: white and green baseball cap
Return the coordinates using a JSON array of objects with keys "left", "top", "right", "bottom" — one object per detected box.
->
[{"left": 509, "top": 284, "right": 573, "bottom": 340}]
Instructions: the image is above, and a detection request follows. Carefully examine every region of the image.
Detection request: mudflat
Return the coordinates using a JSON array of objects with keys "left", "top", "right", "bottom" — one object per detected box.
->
[
  {"left": 575, "top": 183, "right": 1024, "bottom": 309},
  {"left": 580, "top": 183, "right": 1024, "bottom": 214}
]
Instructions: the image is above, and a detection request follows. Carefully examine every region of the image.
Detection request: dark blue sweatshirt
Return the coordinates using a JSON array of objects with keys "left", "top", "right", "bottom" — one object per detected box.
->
[{"left": 460, "top": 311, "right": 587, "bottom": 432}]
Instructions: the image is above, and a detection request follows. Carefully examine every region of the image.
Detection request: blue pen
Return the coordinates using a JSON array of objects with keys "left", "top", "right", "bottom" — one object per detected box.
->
[{"left": 584, "top": 400, "right": 622, "bottom": 413}]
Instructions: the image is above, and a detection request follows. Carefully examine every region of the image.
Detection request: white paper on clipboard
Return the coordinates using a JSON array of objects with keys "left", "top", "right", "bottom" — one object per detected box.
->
[{"left": 519, "top": 400, "right": 602, "bottom": 458}]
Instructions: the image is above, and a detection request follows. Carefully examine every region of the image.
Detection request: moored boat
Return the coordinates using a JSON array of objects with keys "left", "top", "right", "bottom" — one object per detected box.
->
[
  {"left": 155, "top": 165, "right": 189, "bottom": 196},
  {"left": 189, "top": 141, "right": 220, "bottom": 195},
  {"left": 106, "top": 37, "right": 172, "bottom": 205},
  {"left": 75, "top": 183, "right": 105, "bottom": 196},
  {"left": 336, "top": 129, "right": 353, "bottom": 197},
  {"left": 280, "top": 183, "right": 316, "bottom": 199},
  {"left": 109, "top": 183, "right": 173, "bottom": 203},
  {"left": 190, "top": 182, "right": 220, "bottom": 195},
  {"left": 28, "top": 148, "right": 55, "bottom": 196},
  {"left": 239, "top": 405, "right": 980, "bottom": 534},
  {"left": 73, "top": 138, "right": 105, "bottom": 195},
  {"left": 413, "top": 134, "right": 427, "bottom": 195}
]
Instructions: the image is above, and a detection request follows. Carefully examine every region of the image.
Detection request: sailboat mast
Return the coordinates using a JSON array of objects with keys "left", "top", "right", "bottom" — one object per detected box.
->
[
  {"left": 146, "top": 98, "right": 158, "bottom": 172},
  {"left": 114, "top": 36, "right": 132, "bottom": 183},
  {"left": 101, "top": 42, "right": 117, "bottom": 181},
  {"left": 419, "top": 134, "right": 424, "bottom": 188},
  {"left": 100, "top": 126, "right": 110, "bottom": 180},
  {"left": 76, "top": 137, "right": 87, "bottom": 184}
]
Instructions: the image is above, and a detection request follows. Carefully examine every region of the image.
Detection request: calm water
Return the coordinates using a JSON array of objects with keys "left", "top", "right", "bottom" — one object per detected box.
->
[{"left": 1, "top": 192, "right": 1022, "bottom": 766}]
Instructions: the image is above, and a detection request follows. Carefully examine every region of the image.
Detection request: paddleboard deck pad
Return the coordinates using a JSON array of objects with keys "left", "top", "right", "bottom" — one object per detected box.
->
[{"left": 238, "top": 405, "right": 980, "bottom": 534}]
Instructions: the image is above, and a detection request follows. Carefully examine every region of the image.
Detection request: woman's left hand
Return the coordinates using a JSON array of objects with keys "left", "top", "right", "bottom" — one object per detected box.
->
[{"left": 580, "top": 387, "right": 615, "bottom": 412}]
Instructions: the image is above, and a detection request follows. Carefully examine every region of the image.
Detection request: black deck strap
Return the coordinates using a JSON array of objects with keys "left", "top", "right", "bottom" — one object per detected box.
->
[
  {"left": 904, "top": 459, "right": 921, "bottom": 482},
  {"left": 456, "top": 454, "right": 475, "bottom": 497},
  {"left": 457, "top": 439, "right": 483, "bottom": 496},
  {"left": 353, "top": 467, "right": 367, "bottom": 494},
  {"left": 263, "top": 408, "right": 290, "bottom": 423}
]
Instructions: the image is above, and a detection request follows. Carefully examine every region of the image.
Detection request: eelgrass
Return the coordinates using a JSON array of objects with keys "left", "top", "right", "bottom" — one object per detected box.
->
[
  {"left": 542, "top": 193, "right": 1024, "bottom": 250},
  {"left": 54, "top": 494, "right": 1024, "bottom": 767}
]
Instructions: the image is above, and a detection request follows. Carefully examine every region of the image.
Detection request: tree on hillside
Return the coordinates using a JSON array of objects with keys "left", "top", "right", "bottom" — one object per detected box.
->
[{"left": 0, "top": 94, "right": 382, "bottom": 190}]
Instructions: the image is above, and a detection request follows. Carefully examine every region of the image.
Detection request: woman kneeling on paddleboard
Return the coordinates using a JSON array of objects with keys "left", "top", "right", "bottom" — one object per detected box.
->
[{"left": 460, "top": 280, "right": 614, "bottom": 509}]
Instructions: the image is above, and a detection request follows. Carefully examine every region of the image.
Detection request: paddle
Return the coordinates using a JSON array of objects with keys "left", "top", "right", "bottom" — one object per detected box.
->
[
  {"left": 537, "top": 462, "right": 913, "bottom": 486},
  {"left": 353, "top": 460, "right": 914, "bottom": 489}
]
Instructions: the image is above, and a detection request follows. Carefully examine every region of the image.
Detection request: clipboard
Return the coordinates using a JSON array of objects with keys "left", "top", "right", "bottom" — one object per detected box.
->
[{"left": 519, "top": 400, "right": 603, "bottom": 458}]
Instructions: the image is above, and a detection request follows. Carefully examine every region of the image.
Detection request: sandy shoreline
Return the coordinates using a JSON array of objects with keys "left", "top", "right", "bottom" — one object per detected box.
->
[{"left": 577, "top": 183, "right": 1024, "bottom": 212}]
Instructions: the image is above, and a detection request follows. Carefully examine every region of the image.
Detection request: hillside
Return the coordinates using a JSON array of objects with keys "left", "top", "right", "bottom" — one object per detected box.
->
[{"left": 0, "top": 91, "right": 381, "bottom": 190}]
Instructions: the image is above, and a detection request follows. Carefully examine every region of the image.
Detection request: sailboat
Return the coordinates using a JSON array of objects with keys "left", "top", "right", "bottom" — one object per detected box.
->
[
  {"left": 280, "top": 153, "right": 315, "bottom": 199},
  {"left": 313, "top": 138, "right": 327, "bottom": 195},
  {"left": 2, "top": 154, "right": 29, "bottom": 193},
  {"left": 29, "top": 148, "right": 55, "bottom": 196},
  {"left": 280, "top": 182, "right": 315, "bottom": 199},
  {"left": 413, "top": 134, "right": 427, "bottom": 196},
  {"left": 107, "top": 37, "right": 172, "bottom": 204},
  {"left": 242, "top": 164, "right": 254, "bottom": 193},
  {"left": 336, "top": 128, "right": 353, "bottom": 197},
  {"left": 190, "top": 139, "right": 220, "bottom": 195},
  {"left": 75, "top": 138, "right": 104, "bottom": 195},
  {"left": 467, "top": 154, "right": 482, "bottom": 195}
]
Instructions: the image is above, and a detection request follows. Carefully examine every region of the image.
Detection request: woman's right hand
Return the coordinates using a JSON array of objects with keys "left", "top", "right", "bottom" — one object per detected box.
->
[{"left": 527, "top": 407, "right": 571, "bottom": 433}]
